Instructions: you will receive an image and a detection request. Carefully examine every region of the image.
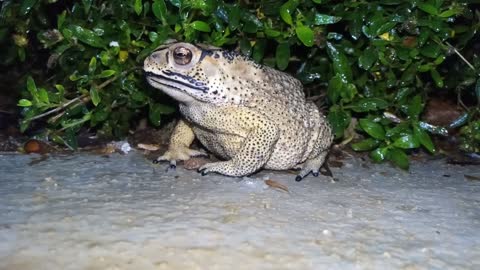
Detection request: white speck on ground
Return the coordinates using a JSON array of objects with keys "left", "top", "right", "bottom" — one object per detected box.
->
[{"left": 0, "top": 152, "right": 479, "bottom": 270}]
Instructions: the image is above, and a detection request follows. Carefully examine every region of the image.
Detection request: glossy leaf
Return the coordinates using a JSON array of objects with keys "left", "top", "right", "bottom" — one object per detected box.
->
[
  {"left": 406, "top": 95, "right": 423, "bottom": 118},
  {"left": 359, "top": 118, "right": 385, "bottom": 140},
  {"left": 18, "top": 99, "right": 32, "bottom": 107},
  {"left": 387, "top": 148, "right": 409, "bottom": 170},
  {"left": 296, "top": 25, "right": 314, "bottom": 47},
  {"left": 419, "top": 121, "right": 449, "bottom": 136},
  {"left": 358, "top": 47, "right": 378, "bottom": 70},
  {"left": 350, "top": 98, "right": 389, "bottom": 112},
  {"left": 314, "top": 13, "right": 341, "bottom": 25},
  {"left": 90, "top": 87, "right": 100, "bottom": 106},
  {"left": 413, "top": 123, "right": 435, "bottom": 153},
  {"left": 327, "top": 42, "right": 352, "bottom": 82},
  {"left": 430, "top": 68, "right": 444, "bottom": 88},
  {"left": 392, "top": 134, "right": 420, "bottom": 149},
  {"left": 327, "top": 75, "right": 343, "bottom": 104},
  {"left": 152, "top": 0, "right": 167, "bottom": 24},
  {"left": 370, "top": 147, "right": 388, "bottom": 162},
  {"left": 38, "top": 88, "right": 50, "bottom": 104},
  {"left": 97, "top": 70, "right": 116, "bottom": 78},
  {"left": 191, "top": 21, "right": 211, "bottom": 32},
  {"left": 279, "top": 0, "right": 296, "bottom": 26},
  {"left": 351, "top": 138, "right": 380, "bottom": 151},
  {"left": 26, "top": 76, "right": 37, "bottom": 95},
  {"left": 134, "top": 0, "right": 143, "bottom": 15},
  {"left": 252, "top": 39, "right": 266, "bottom": 62},
  {"left": 417, "top": 3, "right": 438, "bottom": 15},
  {"left": 88, "top": 57, "right": 97, "bottom": 75},
  {"left": 65, "top": 25, "right": 105, "bottom": 48},
  {"left": 20, "top": 0, "right": 37, "bottom": 16},
  {"left": 327, "top": 106, "right": 351, "bottom": 138}
]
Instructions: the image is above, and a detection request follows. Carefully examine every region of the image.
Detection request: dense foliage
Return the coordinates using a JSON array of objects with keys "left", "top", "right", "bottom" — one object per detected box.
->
[{"left": 1, "top": 0, "right": 479, "bottom": 168}]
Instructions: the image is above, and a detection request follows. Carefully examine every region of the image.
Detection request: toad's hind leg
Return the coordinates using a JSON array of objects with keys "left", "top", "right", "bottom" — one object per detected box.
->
[
  {"left": 295, "top": 115, "right": 333, "bottom": 181},
  {"left": 295, "top": 151, "right": 331, "bottom": 182}
]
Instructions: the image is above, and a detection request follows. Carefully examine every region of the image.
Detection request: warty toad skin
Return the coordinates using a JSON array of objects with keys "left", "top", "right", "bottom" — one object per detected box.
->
[{"left": 144, "top": 41, "right": 333, "bottom": 181}]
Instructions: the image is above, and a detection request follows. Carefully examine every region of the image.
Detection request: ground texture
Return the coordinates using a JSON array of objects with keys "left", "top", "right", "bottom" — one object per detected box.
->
[{"left": 0, "top": 151, "right": 479, "bottom": 270}]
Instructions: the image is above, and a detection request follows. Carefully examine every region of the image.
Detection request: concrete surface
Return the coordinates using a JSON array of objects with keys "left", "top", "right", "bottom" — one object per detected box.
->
[{"left": 0, "top": 151, "right": 479, "bottom": 270}]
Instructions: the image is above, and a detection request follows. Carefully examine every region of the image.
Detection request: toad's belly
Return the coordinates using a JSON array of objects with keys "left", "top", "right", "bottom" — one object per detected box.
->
[{"left": 192, "top": 125, "right": 309, "bottom": 170}]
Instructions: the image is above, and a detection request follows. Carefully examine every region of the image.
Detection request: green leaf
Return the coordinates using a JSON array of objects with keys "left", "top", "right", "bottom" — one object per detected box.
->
[
  {"left": 38, "top": 88, "right": 50, "bottom": 104},
  {"left": 20, "top": 0, "right": 38, "bottom": 16},
  {"left": 417, "top": 3, "right": 438, "bottom": 15},
  {"left": 327, "top": 42, "right": 352, "bottom": 82},
  {"left": 275, "top": 43, "right": 290, "bottom": 70},
  {"left": 327, "top": 75, "right": 342, "bottom": 104},
  {"left": 341, "top": 83, "right": 357, "bottom": 103},
  {"left": 439, "top": 9, "right": 461, "bottom": 18},
  {"left": 314, "top": 13, "right": 341, "bottom": 25},
  {"left": 98, "top": 70, "right": 116, "bottom": 78},
  {"left": 152, "top": 0, "right": 167, "bottom": 24},
  {"left": 90, "top": 88, "right": 100, "bottom": 106},
  {"left": 134, "top": 0, "right": 143, "bottom": 15},
  {"left": 351, "top": 138, "right": 380, "bottom": 151},
  {"left": 57, "top": 11, "right": 66, "bottom": 29},
  {"left": 18, "top": 99, "right": 32, "bottom": 107},
  {"left": 26, "top": 76, "right": 37, "bottom": 94},
  {"left": 386, "top": 123, "right": 411, "bottom": 138},
  {"left": 387, "top": 148, "right": 409, "bottom": 170},
  {"left": 295, "top": 25, "right": 314, "bottom": 47},
  {"left": 430, "top": 68, "right": 444, "bottom": 88},
  {"left": 55, "top": 84, "right": 65, "bottom": 97},
  {"left": 413, "top": 123, "right": 435, "bottom": 153},
  {"left": 406, "top": 95, "right": 423, "bottom": 118},
  {"left": 26, "top": 76, "right": 39, "bottom": 103},
  {"left": 225, "top": 5, "right": 240, "bottom": 30},
  {"left": 327, "top": 106, "right": 351, "bottom": 138},
  {"left": 359, "top": 119, "right": 385, "bottom": 140},
  {"left": 350, "top": 98, "right": 389, "bottom": 112},
  {"left": 239, "top": 38, "right": 252, "bottom": 56},
  {"left": 279, "top": 1, "right": 295, "bottom": 26},
  {"left": 358, "top": 47, "right": 378, "bottom": 70},
  {"left": 393, "top": 134, "right": 420, "bottom": 149},
  {"left": 65, "top": 25, "right": 105, "bottom": 48},
  {"left": 419, "top": 121, "right": 448, "bottom": 136},
  {"left": 253, "top": 39, "right": 266, "bottom": 62},
  {"left": 191, "top": 20, "right": 211, "bottom": 32},
  {"left": 265, "top": 28, "right": 281, "bottom": 38},
  {"left": 88, "top": 57, "right": 97, "bottom": 75},
  {"left": 370, "top": 147, "right": 388, "bottom": 162}
]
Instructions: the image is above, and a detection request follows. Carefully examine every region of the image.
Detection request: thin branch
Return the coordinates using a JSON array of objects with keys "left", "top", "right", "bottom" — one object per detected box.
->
[
  {"left": 27, "top": 93, "right": 87, "bottom": 121},
  {"left": 27, "top": 67, "right": 141, "bottom": 122},
  {"left": 445, "top": 41, "right": 477, "bottom": 74}
]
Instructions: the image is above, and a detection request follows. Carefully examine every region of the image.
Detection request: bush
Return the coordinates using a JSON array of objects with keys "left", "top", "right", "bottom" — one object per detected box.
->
[{"left": 1, "top": 0, "right": 479, "bottom": 167}]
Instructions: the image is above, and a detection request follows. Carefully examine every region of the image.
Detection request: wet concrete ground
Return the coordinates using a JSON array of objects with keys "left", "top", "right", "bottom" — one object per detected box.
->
[{"left": 0, "top": 151, "right": 479, "bottom": 270}]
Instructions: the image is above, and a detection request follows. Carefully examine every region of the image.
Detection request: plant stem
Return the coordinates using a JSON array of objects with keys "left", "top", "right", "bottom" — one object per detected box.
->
[{"left": 27, "top": 67, "right": 141, "bottom": 122}]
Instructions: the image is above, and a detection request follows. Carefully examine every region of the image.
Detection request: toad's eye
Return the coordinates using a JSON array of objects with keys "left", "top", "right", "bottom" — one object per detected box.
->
[{"left": 173, "top": 47, "right": 193, "bottom": 65}]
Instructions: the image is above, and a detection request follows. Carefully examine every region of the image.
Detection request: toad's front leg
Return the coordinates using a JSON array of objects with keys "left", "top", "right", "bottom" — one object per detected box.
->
[{"left": 154, "top": 119, "right": 206, "bottom": 169}]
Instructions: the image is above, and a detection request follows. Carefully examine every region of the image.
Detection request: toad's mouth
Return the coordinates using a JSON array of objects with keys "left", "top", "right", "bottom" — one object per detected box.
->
[{"left": 145, "top": 70, "right": 209, "bottom": 93}]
